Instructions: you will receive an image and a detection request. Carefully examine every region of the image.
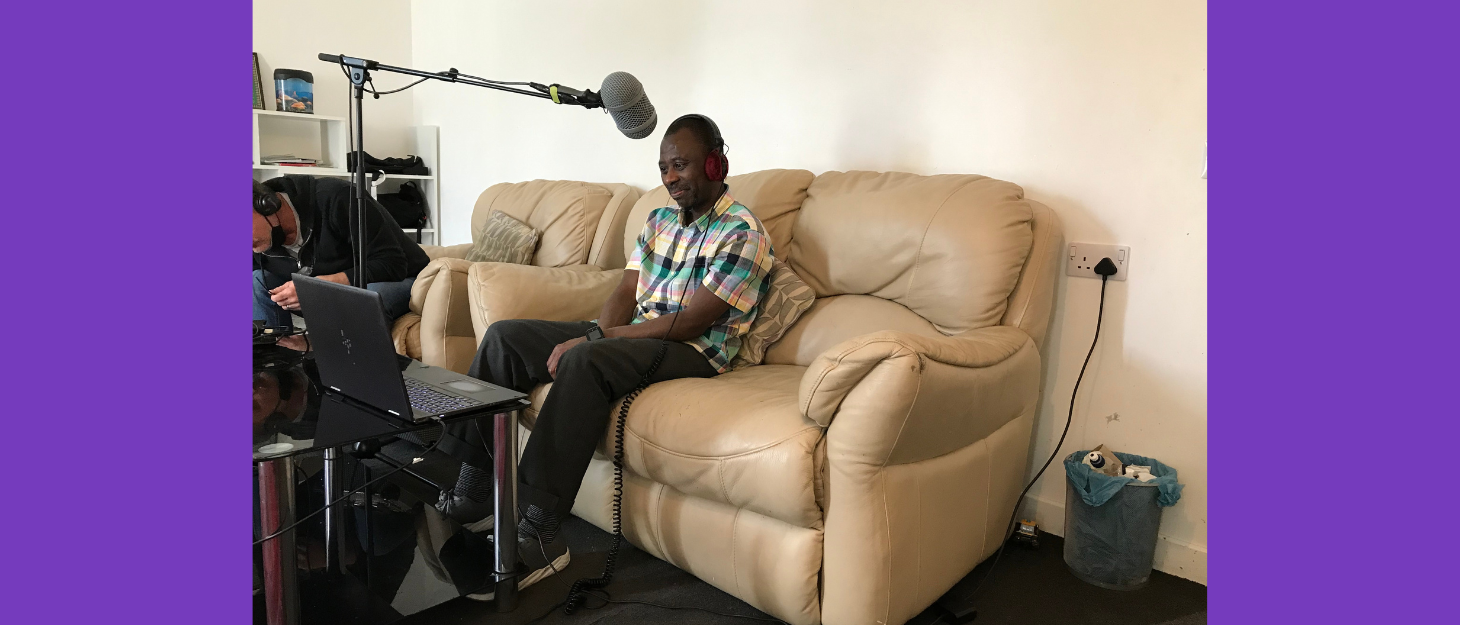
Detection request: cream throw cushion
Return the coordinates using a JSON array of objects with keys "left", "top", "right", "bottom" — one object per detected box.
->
[
  {"left": 730, "top": 259, "right": 815, "bottom": 370},
  {"left": 466, "top": 211, "right": 539, "bottom": 265}
]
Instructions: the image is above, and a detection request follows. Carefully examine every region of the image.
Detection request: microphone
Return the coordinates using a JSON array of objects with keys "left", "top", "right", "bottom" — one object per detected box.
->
[{"left": 600, "top": 72, "right": 657, "bottom": 139}]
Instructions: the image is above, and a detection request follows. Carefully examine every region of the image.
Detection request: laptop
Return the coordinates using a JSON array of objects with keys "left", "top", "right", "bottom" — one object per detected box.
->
[{"left": 292, "top": 274, "right": 525, "bottom": 421}]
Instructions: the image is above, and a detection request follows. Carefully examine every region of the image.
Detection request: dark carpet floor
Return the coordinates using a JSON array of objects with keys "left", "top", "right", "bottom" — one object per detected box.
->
[{"left": 399, "top": 516, "right": 1206, "bottom": 625}]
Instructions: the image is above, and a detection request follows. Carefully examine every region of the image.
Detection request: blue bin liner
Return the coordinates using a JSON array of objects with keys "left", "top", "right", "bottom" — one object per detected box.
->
[{"left": 1064, "top": 449, "right": 1184, "bottom": 507}]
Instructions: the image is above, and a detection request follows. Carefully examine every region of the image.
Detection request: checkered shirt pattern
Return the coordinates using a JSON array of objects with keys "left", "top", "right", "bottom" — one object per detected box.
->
[{"left": 624, "top": 190, "right": 775, "bottom": 372}]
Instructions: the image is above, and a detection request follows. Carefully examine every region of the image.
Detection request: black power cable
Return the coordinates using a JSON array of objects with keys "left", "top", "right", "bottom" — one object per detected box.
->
[{"left": 965, "top": 259, "right": 1116, "bottom": 608}]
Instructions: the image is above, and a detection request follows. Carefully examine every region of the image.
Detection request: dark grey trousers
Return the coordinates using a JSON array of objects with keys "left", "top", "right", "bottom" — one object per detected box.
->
[{"left": 445, "top": 319, "right": 718, "bottom": 515}]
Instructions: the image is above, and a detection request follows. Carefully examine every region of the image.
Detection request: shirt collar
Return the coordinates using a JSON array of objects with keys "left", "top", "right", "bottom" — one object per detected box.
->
[{"left": 684, "top": 186, "right": 734, "bottom": 232}]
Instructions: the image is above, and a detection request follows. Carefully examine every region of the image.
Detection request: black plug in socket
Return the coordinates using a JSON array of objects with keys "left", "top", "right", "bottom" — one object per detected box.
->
[{"left": 1094, "top": 257, "right": 1117, "bottom": 276}]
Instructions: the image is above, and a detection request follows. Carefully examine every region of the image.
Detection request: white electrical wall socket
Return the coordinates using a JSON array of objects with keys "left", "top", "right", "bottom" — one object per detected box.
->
[{"left": 1066, "top": 243, "right": 1130, "bottom": 281}]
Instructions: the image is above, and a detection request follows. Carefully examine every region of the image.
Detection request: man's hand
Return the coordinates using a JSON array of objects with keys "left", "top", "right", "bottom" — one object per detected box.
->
[
  {"left": 547, "top": 336, "right": 587, "bottom": 379},
  {"left": 269, "top": 281, "right": 300, "bottom": 311}
]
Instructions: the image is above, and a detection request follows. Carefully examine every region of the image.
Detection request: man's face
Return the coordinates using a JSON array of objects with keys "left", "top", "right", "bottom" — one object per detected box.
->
[
  {"left": 252, "top": 193, "right": 295, "bottom": 253},
  {"left": 659, "top": 129, "right": 714, "bottom": 212}
]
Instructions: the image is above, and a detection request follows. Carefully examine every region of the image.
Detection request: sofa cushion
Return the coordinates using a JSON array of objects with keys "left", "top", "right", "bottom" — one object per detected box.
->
[
  {"left": 788, "top": 171, "right": 1034, "bottom": 336},
  {"left": 465, "top": 211, "right": 539, "bottom": 264},
  {"left": 624, "top": 169, "right": 814, "bottom": 263},
  {"left": 729, "top": 259, "right": 815, "bottom": 370},
  {"left": 523, "top": 364, "right": 825, "bottom": 528},
  {"left": 471, "top": 180, "right": 613, "bottom": 268}
]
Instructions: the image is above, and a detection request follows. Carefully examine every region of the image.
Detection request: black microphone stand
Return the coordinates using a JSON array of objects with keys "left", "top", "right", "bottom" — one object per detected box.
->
[
  {"left": 319, "top": 53, "right": 604, "bottom": 615},
  {"left": 323, "top": 53, "right": 601, "bottom": 288}
]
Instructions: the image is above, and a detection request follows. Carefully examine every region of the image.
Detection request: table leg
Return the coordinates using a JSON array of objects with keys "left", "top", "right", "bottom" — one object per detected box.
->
[
  {"left": 259, "top": 458, "right": 300, "bottom": 625},
  {"left": 322, "top": 447, "right": 341, "bottom": 573},
  {"left": 492, "top": 409, "right": 519, "bottom": 612}
]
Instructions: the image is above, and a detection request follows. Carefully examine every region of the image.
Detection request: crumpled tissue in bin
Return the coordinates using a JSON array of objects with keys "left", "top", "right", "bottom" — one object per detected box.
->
[{"left": 1065, "top": 449, "right": 1184, "bottom": 507}]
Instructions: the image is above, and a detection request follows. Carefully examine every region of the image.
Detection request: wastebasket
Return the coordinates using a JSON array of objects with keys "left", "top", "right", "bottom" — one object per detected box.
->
[{"left": 1062, "top": 450, "right": 1183, "bottom": 590}]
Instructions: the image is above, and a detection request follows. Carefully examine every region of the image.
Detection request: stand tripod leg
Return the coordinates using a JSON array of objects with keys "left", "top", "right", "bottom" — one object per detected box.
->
[
  {"left": 492, "top": 410, "right": 520, "bottom": 612},
  {"left": 258, "top": 459, "right": 300, "bottom": 625}
]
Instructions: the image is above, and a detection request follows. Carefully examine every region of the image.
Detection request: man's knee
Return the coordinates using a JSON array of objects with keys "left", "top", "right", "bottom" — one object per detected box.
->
[
  {"left": 482, "top": 319, "right": 529, "bottom": 349},
  {"left": 556, "top": 340, "right": 604, "bottom": 375}
]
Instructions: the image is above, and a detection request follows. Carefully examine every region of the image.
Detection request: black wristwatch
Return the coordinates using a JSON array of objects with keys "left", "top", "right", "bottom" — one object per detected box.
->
[{"left": 585, "top": 324, "right": 605, "bottom": 342}]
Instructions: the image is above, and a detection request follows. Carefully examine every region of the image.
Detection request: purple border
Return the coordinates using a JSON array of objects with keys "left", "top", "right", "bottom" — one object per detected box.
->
[
  {"left": 4, "top": 1, "right": 250, "bottom": 623},
  {"left": 1213, "top": 2, "right": 1457, "bottom": 623},
  {"left": 10, "top": 2, "right": 1459, "bottom": 623}
]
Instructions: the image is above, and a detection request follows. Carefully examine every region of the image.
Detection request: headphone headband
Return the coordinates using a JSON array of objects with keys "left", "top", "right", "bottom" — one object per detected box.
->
[{"left": 671, "top": 114, "right": 729, "bottom": 181}]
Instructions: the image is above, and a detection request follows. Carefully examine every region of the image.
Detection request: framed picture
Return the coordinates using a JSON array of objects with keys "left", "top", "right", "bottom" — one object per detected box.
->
[{"left": 253, "top": 53, "right": 266, "bottom": 110}]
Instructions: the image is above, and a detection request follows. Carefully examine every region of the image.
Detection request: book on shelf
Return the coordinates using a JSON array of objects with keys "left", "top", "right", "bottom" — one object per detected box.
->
[{"left": 261, "top": 154, "right": 318, "bottom": 165}]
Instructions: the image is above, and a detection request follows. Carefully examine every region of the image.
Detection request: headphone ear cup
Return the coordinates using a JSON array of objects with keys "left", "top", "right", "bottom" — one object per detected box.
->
[
  {"left": 706, "top": 151, "right": 728, "bottom": 182},
  {"left": 254, "top": 181, "right": 281, "bottom": 216}
]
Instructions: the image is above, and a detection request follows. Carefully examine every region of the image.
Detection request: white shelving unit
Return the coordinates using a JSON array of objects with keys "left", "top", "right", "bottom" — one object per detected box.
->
[{"left": 252, "top": 110, "right": 442, "bottom": 245}]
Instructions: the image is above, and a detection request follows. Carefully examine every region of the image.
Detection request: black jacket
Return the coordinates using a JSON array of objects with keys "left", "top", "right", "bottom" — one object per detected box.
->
[{"left": 260, "top": 175, "right": 430, "bottom": 284}]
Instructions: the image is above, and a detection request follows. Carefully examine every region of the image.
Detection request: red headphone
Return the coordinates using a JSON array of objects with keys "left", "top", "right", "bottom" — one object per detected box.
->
[{"left": 675, "top": 114, "right": 728, "bottom": 181}]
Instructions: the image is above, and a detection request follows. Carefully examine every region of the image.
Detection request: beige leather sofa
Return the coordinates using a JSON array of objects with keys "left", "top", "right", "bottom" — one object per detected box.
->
[
  {"left": 391, "top": 180, "right": 641, "bottom": 373},
  {"left": 465, "top": 168, "right": 1062, "bottom": 625}
]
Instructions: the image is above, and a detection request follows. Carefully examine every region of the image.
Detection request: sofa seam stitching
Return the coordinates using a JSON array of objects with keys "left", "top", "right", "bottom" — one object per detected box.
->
[
  {"left": 652, "top": 481, "right": 669, "bottom": 558},
  {"left": 802, "top": 334, "right": 886, "bottom": 416},
  {"left": 730, "top": 505, "right": 744, "bottom": 598},
  {"left": 904, "top": 178, "right": 978, "bottom": 302},
  {"left": 1006, "top": 204, "right": 1045, "bottom": 330},
  {"left": 717, "top": 458, "right": 733, "bottom": 503},
  {"left": 982, "top": 437, "right": 994, "bottom": 558},
  {"left": 915, "top": 464, "right": 924, "bottom": 610},
  {"left": 627, "top": 425, "right": 824, "bottom": 461},
  {"left": 879, "top": 354, "right": 924, "bottom": 468},
  {"left": 879, "top": 469, "right": 893, "bottom": 623}
]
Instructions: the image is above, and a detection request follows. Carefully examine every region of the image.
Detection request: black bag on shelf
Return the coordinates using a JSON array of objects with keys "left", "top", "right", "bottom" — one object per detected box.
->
[
  {"left": 377, "top": 182, "right": 428, "bottom": 241},
  {"left": 348, "top": 151, "right": 430, "bottom": 176}
]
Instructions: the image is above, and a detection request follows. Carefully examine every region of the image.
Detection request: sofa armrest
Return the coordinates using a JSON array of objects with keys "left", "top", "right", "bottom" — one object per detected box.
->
[
  {"left": 802, "top": 326, "right": 1039, "bottom": 463},
  {"left": 420, "top": 243, "right": 473, "bottom": 261},
  {"left": 410, "top": 257, "right": 480, "bottom": 372},
  {"left": 814, "top": 326, "right": 1043, "bottom": 625},
  {"left": 466, "top": 263, "right": 623, "bottom": 344}
]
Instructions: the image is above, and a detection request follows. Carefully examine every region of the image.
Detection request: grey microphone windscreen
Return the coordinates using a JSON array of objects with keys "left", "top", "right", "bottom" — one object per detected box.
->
[{"left": 601, "top": 72, "right": 657, "bottom": 139}]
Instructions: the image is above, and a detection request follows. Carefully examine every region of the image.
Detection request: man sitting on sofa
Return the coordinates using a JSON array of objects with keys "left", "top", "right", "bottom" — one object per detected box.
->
[
  {"left": 252, "top": 176, "right": 429, "bottom": 327},
  {"left": 438, "top": 114, "right": 775, "bottom": 588}
]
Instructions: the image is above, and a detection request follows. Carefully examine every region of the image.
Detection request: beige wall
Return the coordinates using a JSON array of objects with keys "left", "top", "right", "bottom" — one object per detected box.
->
[
  {"left": 253, "top": 0, "right": 416, "bottom": 157},
  {"left": 412, "top": 0, "right": 1207, "bottom": 582}
]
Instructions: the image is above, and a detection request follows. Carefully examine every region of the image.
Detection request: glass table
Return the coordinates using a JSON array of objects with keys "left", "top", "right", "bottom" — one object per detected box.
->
[{"left": 253, "top": 342, "right": 528, "bottom": 624}]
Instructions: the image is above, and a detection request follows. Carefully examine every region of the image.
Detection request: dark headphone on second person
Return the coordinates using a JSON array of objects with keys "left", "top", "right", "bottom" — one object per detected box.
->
[
  {"left": 674, "top": 114, "right": 728, "bottom": 182},
  {"left": 254, "top": 180, "right": 286, "bottom": 248},
  {"left": 254, "top": 180, "right": 282, "bottom": 216}
]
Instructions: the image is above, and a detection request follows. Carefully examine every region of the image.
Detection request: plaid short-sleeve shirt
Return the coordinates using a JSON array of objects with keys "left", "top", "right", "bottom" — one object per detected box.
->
[{"left": 624, "top": 190, "right": 774, "bottom": 372}]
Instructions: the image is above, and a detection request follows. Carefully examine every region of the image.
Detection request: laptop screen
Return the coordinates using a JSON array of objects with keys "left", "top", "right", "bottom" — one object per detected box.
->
[{"left": 291, "top": 274, "right": 415, "bottom": 418}]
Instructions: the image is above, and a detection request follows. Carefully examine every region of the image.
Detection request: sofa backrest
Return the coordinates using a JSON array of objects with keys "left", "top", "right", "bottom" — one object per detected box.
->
[
  {"left": 472, "top": 180, "right": 641, "bottom": 269},
  {"left": 621, "top": 169, "right": 815, "bottom": 262},
  {"left": 613, "top": 168, "right": 1060, "bottom": 366},
  {"left": 764, "top": 171, "right": 1045, "bottom": 366}
]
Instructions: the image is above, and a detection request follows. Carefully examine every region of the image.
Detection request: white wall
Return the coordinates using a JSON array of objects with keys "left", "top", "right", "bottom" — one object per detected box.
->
[
  {"left": 412, "top": 0, "right": 1207, "bottom": 583},
  {"left": 253, "top": 0, "right": 416, "bottom": 158}
]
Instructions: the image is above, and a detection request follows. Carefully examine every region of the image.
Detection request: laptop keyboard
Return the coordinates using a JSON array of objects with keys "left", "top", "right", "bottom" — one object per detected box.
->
[{"left": 404, "top": 377, "right": 484, "bottom": 414}]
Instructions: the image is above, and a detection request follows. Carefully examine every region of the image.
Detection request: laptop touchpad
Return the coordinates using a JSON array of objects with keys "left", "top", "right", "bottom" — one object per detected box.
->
[{"left": 445, "top": 380, "right": 489, "bottom": 394}]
